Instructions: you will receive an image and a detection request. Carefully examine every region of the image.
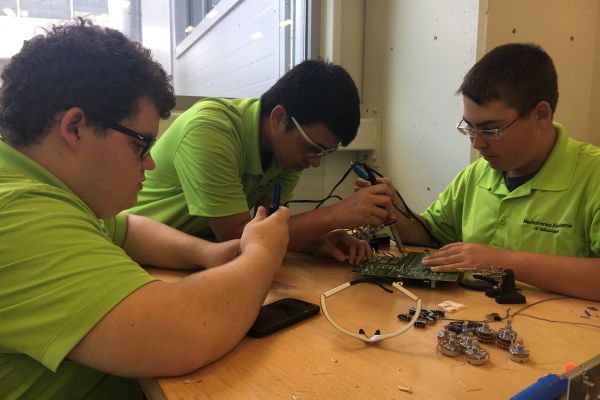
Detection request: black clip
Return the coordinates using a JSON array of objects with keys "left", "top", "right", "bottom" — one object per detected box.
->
[{"left": 474, "top": 269, "right": 526, "bottom": 304}]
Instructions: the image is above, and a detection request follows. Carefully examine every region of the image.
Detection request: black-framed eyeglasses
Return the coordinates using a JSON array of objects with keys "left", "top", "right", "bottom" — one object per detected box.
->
[
  {"left": 320, "top": 277, "right": 422, "bottom": 343},
  {"left": 456, "top": 106, "right": 535, "bottom": 141},
  {"left": 105, "top": 121, "right": 156, "bottom": 159},
  {"left": 291, "top": 116, "right": 338, "bottom": 157}
]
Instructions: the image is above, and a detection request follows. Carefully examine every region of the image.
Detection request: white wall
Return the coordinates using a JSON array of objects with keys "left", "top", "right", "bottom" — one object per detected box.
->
[
  {"left": 362, "top": 0, "right": 479, "bottom": 212},
  {"left": 480, "top": 0, "right": 600, "bottom": 144},
  {"left": 320, "top": 0, "right": 365, "bottom": 99},
  {"left": 0, "top": 17, "right": 55, "bottom": 59},
  {"left": 172, "top": 0, "right": 282, "bottom": 97},
  {"left": 141, "top": 0, "right": 172, "bottom": 76}
]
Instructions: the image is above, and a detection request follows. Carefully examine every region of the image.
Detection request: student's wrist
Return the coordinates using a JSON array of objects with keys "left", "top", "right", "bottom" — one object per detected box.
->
[
  {"left": 240, "top": 245, "right": 285, "bottom": 271},
  {"left": 321, "top": 203, "right": 341, "bottom": 229}
]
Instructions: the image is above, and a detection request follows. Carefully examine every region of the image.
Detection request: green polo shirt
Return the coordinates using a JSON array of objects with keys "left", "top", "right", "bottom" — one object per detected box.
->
[
  {"left": 422, "top": 123, "right": 600, "bottom": 257},
  {"left": 129, "top": 98, "right": 300, "bottom": 237},
  {"left": 0, "top": 139, "right": 154, "bottom": 399}
]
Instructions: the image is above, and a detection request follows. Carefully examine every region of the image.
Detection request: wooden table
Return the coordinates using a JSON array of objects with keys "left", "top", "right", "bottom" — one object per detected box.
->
[{"left": 140, "top": 251, "right": 600, "bottom": 400}]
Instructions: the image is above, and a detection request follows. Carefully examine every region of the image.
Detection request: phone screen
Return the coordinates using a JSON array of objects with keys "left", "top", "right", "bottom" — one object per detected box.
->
[{"left": 247, "top": 298, "right": 320, "bottom": 338}]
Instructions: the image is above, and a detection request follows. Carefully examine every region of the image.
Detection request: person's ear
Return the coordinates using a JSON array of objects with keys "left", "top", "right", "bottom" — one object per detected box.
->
[
  {"left": 533, "top": 101, "right": 553, "bottom": 122},
  {"left": 58, "top": 108, "right": 87, "bottom": 148},
  {"left": 269, "top": 105, "right": 288, "bottom": 129}
]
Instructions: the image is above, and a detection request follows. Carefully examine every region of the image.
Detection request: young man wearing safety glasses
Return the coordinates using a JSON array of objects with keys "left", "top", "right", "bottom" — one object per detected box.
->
[{"left": 131, "top": 60, "right": 392, "bottom": 265}]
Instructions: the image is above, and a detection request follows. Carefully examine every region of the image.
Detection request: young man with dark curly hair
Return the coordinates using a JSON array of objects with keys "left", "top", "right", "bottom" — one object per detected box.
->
[
  {"left": 0, "top": 19, "right": 290, "bottom": 398},
  {"left": 129, "top": 60, "right": 393, "bottom": 265}
]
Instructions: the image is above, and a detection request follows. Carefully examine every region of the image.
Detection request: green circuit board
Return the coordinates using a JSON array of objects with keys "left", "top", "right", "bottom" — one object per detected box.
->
[{"left": 352, "top": 252, "right": 459, "bottom": 283}]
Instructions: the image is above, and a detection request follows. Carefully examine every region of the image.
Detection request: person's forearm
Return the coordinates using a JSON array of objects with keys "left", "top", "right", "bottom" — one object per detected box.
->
[
  {"left": 499, "top": 249, "right": 600, "bottom": 301},
  {"left": 122, "top": 213, "right": 211, "bottom": 269},
  {"left": 69, "top": 245, "right": 282, "bottom": 378},
  {"left": 162, "top": 246, "right": 282, "bottom": 371},
  {"left": 393, "top": 213, "right": 436, "bottom": 247},
  {"left": 287, "top": 209, "right": 338, "bottom": 252}
]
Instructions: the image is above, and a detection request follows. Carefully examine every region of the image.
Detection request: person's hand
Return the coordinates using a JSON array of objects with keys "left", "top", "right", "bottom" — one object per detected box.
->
[
  {"left": 331, "top": 183, "right": 393, "bottom": 228},
  {"left": 353, "top": 177, "right": 397, "bottom": 225},
  {"left": 312, "top": 230, "right": 373, "bottom": 265},
  {"left": 354, "top": 176, "right": 395, "bottom": 197},
  {"left": 200, "top": 239, "right": 241, "bottom": 268},
  {"left": 240, "top": 206, "right": 290, "bottom": 263},
  {"left": 421, "top": 242, "right": 507, "bottom": 272}
]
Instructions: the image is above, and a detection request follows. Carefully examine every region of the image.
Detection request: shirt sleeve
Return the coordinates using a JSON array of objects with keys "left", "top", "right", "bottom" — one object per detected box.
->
[
  {"left": 421, "top": 168, "right": 468, "bottom": 246},
  {"left": 586, "top": 195, "right": 600, "bottom": 257},
  {"left": 102, "top": 212, "right": 128, "bottom": 246},
  {"left": 0, "top": 190, "right": 155, "bottom": 372}
]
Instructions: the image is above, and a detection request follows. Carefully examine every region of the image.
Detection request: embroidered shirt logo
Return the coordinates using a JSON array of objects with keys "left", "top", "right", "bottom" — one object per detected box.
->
[{"left": 522, "top": 218, "right": 573, "bottom": 234}]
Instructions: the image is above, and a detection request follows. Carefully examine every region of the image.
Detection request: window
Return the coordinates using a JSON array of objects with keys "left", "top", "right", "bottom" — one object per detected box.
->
[
  {"left": 0, "top": 0, "right": 18, "bottom": 16},
  {"left": 173, "top": 0, "right": 222, "bottom": 47},
  {"left": 1, "top": 0, "right": 109, "bottom": 20},
  {"left": 171, "top": 0, "right": 316, "bottom": 97},
  {"left": 188, "top": 0, "right": 221, "bottom": 35},
  {"left": 0, "top": 0, "right": 140, "bottom": 61}
]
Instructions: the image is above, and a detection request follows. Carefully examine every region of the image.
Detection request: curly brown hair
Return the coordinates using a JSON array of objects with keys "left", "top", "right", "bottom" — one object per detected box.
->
[{"left": 0, "top": 18, "right": 176, "bottom": 147}]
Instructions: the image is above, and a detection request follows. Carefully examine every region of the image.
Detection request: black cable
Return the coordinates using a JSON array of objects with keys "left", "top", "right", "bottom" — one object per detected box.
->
[
  {"left": 368, "top": 166, "right": 440, "bottom": 247},
  {"left": 284, "top": 195, "right": 343, "bottom": 207},
  {"left": 284, "top": 162, "right": 439, "bottom": 248},
  {"left": 314, "top": 166, "right": 354, "bottom": 209}
]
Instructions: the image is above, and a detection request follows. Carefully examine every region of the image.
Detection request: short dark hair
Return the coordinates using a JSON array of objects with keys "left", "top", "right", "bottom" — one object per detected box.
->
[
  {"left": 458, "top": 43, "right": 558, "bottom": 115},
  {"left": 260, "top": 60, "right": 360, "bottom": 146},
  {"left": 0, "top": 18, "right": 176, "bottom": 147}
]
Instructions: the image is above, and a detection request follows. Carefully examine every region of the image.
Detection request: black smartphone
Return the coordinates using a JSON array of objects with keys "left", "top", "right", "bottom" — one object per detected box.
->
[{"left": 247, "top": 298, "right": 320, "bottom": 338}]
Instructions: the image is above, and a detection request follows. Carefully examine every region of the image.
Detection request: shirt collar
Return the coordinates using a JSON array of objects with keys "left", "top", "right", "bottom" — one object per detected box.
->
[
  {"left": 0, "top": 138, "right": 73, "bottom": 193},
  {"left": 241, "top": 99, "right": 285, "bottom": 177},
  {"left": 477, "top": 122, "right": 574, "bottom": 193}
]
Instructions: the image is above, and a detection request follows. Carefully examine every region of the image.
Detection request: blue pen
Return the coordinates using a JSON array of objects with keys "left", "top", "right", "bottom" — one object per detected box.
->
[{"left": 268, "top": 182, "right": 281, "bottom": 216}]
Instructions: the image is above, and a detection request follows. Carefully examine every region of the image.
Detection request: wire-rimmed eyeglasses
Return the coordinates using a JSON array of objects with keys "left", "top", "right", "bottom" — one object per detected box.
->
[
  {"left": 320, "top": 277, "right": 422, "bottom": 343},
  {"left": 105, "top": 121, "right": 156, "bottom": 159},
  {"left": 456, "top": 106, "right": 535, "bottom": 141},
  {"left": 290, "top": 116, "right": 338, "bottom": 157}
]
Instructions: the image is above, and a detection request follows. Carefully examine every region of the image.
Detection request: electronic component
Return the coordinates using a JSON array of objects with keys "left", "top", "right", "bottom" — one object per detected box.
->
[
  {"left": 414, "top": 319, "right": 427, "bottom": 328},
  {"left": 445, "top": 320, "right": 482, "bottom": 335},
  {"left": 496, "top": 319, "right": 518, "bottom": 350},
  {"left": 368, "top": 233, "right": 390, "bottom": 250},
  {"left": 508, "top": 338, "right": 530, "bottom": 363},
  {"left": 353, "top": 253, "right": 459, "bottom": 288},
  {"left": 439, "top": 332, "right": 461, "bottom": 357},
  {"left": 474, "top": 320, "right": 496, "bottom": 344},
  {"left": 397, "top": 313, "right": 412, "bottom": 322},
  {"left": 401, "top": 307, "right": 441, "bottom": 328},
  {"left": 465, "top": 341, "right": 489, "bottom": 366},
  {"left": 459, "top": 332, "right": 475, "bottom": 354},
  {"left": 437, "top": 326, "right": 451, "bottom": 346}
]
